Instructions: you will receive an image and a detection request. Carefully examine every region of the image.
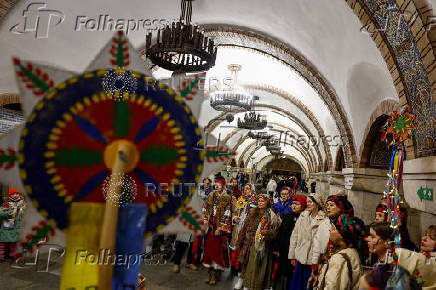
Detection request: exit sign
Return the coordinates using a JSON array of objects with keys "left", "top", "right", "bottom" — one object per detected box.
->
[{"left": 417, "top": 186, "right": 433, "bottom": 201}]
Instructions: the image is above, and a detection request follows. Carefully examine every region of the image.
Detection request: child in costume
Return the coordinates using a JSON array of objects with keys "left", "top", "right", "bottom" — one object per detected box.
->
[{"left": 0, "top": 190, "right": 25, "bottom": 261}]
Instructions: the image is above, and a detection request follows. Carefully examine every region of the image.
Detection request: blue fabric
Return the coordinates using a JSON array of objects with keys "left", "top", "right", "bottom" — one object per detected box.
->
[
  {"left": 289, "top": 262, "right": 312, "bottom": 290},
  {"left": 273, "top": 200, "right": 293, "bottom": 219},
  {"left": 112, "top": 204, "right": 147, "bottom": 290}
]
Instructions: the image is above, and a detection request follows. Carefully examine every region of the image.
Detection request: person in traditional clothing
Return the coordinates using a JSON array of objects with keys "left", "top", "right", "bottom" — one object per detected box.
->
[
  {"left": 373, "top": 201, "right": 416, "bottom": 251},
  {"left": 0, "top": 190, "right": 25, "bottom": 261},
  {"left": 271, "top": 195, "right": 307, "bottom": 290},
  {"left": 392, "top": 225, "right": 436, "bottom": 289},
  {"left": 229, "top": 183, "right": 256, "bottom": 289},
  {"left": 229, "top": 177, "right": 242, "bottom": 199},
  {"left": 315, "top": 214, "right": 364, "bottom": 290},
  {"left": 360, "top": 224, "right": 436, "bottom": 289},
  {"left": 236, "top": 194, "right": 280, "bottom": 290},
  {"left": 312, "top": 195, "right": 356, "bottom": 273},
  {"left": 359, "top": 222, "right": 393, "bottom": 289},
  {"left": 288, "top": 193, "right": 327, "bottom": 290},
  {"left": 202, "top": 177, "right": 232, "bottom": 286}
]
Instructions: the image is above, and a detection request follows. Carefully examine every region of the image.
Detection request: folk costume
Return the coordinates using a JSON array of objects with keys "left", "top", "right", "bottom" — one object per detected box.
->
[
  {"left": 0, "top": 191, "right": 25, "bottom": 260},
  {"left": 271, "top": 195, "right": 307, "bottom": 290},
  {"left": 202, "top": 178, "right": 232, "bottom": 285},
  {"left": 236, "top": 194, "right": 280, "bottom": 290},
  {"left": 229, "top": 185, "right": 256, "bottom": 281},
  {"left": 315, "top": 214, "right": 364, "bottom": 290}
]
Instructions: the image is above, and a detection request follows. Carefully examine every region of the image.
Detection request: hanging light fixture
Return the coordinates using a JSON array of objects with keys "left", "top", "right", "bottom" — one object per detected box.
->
[
  {"left": 144, "top": 0, "right": 217, "bottom": 73},
  {"left": 210, "top": 64, "right": 254, "bottom": 118},
  {"left": 238, "top": 110, "right": 267, "bottom": 130}
]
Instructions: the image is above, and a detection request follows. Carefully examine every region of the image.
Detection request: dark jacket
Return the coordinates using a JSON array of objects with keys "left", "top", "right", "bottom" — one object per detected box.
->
[{"left": 272, "top": 211, "right": 300, "bottom": 276}]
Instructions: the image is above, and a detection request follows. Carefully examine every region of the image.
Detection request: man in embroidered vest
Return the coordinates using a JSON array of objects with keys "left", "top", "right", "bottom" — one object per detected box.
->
[{"left": 202, "top": 177, "right": 232, "bottom": 286}]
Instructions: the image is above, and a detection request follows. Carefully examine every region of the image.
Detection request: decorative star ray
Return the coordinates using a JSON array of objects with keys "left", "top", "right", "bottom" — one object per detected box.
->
[{"left": 0, "top": 31, "right": 209, "bottom": 237}]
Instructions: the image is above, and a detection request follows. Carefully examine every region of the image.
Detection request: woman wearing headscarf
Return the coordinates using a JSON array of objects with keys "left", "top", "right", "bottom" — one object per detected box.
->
[
  {"left": 288, "top": 193, "right": 327, "bottom": 290},
  {"left": 271, "top": 195, "right": 307, "bottom": 290},
  {"left": 236, "top": 194, "right": 280, "bottom": 290},
  {"left": 315, "top": 214, "right": 364, "bottom": 290},
  {"left": 312, "top": 195, "right": 355, "bottom": 270},
  {"left": 229, "top": 183, "right": 257, "bottom": 289},
  {"left": 310, "top": 195, "right": 367, "bottom": 288}
]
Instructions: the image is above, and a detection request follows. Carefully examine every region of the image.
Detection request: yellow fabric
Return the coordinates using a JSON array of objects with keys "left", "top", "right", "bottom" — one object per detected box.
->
[
  {"left": 396, "top": 248, "right": 436, "bottom": 290},
  {"left": 60, "top": 202, "right": 105, "bottom": 290}
]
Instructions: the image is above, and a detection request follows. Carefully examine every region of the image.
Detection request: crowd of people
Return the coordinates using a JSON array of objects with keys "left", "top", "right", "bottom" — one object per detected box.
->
[
  {"left": 1, "top": 175, "right": 435, "bottom": 290},
  {"left": 168, "top": 173, "right": 436, "bottom": 290}
]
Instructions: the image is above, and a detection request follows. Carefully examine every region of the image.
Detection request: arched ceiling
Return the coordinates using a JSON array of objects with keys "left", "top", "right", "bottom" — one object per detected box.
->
[{"left": 0, "top": 0, "right": 404, "bottom": 172}]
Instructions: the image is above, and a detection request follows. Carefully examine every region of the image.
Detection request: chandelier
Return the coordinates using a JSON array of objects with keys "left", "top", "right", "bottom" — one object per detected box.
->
[
  {"left": 238, "top": 110, "right": 267, "bottom": 130},
  {"left": 210, "top": 64, "right": 254, "bottom": 114},
  {"left": 144, "top": 0, "right": 217, "bottom": 72}
]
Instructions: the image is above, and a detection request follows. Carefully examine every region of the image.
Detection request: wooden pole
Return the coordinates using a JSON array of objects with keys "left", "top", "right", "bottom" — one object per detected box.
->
[{"left": 98, "top": 142, "right": 133, "bottom": 289}]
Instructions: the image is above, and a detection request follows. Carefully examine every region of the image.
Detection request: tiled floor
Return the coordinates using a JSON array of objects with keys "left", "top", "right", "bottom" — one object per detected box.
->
[{"left": 0, "top": 258, "right": 233, "bottom": 290}]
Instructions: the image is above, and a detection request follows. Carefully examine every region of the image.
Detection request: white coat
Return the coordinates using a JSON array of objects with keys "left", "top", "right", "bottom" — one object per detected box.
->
[
  {"left": 312, "top": 218, "right": 332, "bottom": 264},
  {"left": 317, "top": 248, "right": 362, "bottom": 290},
  {"left": 288, "top": 209, "right": 327, "bottom": 265}
]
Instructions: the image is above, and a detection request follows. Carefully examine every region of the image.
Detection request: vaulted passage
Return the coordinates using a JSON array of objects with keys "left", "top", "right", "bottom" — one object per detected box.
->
[{"left": 0, "top": 0, "right": 435, "bottom": 289}]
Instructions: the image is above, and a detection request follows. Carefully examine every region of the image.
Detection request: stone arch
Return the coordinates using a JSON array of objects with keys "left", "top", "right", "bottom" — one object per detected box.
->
[
  {"left": 359, "top": 114, "right": 394, "bottom": 169},
  {"left": 238, "top": 138, "right": 313, "bottom": 173},
  {"left": 202, "top": 24, "right": 357, "bottom": 168},
  {"left": 358, "top": 99, "right": 399, "bottom": 166},
  {"left": 257, "top": 154, "right": 307, "bottom": 176},
  {"left": 221, "top": 121, "right": 319, "bottom": 172},
  {"left": 345, "top": 0, "right": 435, "bottom": 157},
  {"left": 1, "top": 0, "right": 435, "bottom": 157},
  {"left": 208, "top": 104, "right": 324, "bottom": 169}
]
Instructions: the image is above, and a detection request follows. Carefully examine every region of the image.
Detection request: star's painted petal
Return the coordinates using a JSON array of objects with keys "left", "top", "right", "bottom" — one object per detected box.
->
[
  {"left": 74, "top": 116, "right": 107, "bottom": 144},
  {"left": 54, "top": 146, "right": 103, "bottom": 169},
  {"left": 134, "top": 168, "right": 160, "bottom": 193},
  {"left": 85, "top": 31, "right": 152, "bottom": 75},
  {"left": 12, "top": 57, "right": 75, "bottom": 119},
  {"left": 73, "top": 170, "right": 108, "bottom": 202},
  {"left": 140, "top": 145, "right": 179, "bottom": 166},
  {"left": 161, "top": 72, "right": 206, "bottom": 120},
  {"left": 112, "top": 100, "right": 132, "bottom": 138},
  {"left": 134, "top": 117, "right": 160, "bottom": 144}
]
